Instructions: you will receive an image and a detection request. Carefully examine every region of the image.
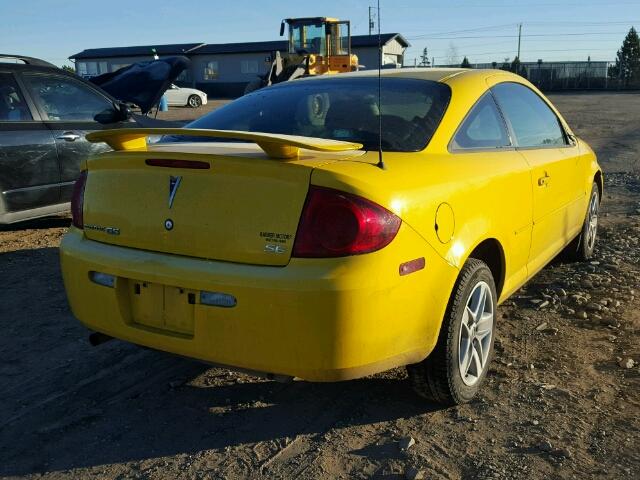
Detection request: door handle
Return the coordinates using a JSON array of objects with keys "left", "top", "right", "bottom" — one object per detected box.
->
[
  {"left": 538, "top": 172, "right": 550, "bottom": 187},
  {"left": 57, "top": 132, "right": 81, "bottom": 142}
]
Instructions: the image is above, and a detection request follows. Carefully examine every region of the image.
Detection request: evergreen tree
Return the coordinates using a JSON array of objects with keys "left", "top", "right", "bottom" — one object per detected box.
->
[
  {"left": 610, "top": 27, "right": 640, "bottom": 85},
  {"left": 460, "top": 56, "right": 472, "bottom": 68}
]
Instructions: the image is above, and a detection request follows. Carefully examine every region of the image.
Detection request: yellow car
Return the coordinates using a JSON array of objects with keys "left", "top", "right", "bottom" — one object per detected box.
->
[{"left": 60, "top": 68, "right": 602, "bottom": 404}]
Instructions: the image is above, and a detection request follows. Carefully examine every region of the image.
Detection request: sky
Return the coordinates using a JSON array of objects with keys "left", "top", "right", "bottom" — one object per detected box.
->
[{"left": 2, "top": 0, "right": 640, "bottom": 67}]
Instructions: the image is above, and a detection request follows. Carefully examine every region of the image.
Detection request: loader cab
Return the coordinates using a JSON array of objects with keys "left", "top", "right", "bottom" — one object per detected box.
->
[{"left": 281, "top": 17, "right": 356, "bottom": 74}]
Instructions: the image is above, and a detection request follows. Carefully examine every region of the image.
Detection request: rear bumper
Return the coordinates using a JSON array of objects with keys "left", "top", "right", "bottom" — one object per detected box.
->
[{"left": 60, "top": 226, "right": 457, "bottom": 381}]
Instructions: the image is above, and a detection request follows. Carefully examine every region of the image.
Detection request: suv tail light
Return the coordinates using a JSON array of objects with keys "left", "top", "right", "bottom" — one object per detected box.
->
[
  {"left": 292, "top": 186, "right": 401, "bottom": 258},
  {"left": 71, "top": 170, "right": 88, "bottom": 229}
]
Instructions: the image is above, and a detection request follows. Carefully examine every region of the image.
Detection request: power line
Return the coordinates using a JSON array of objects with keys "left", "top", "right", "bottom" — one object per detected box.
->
[
  {"left": 408, "top": 31, "right": 630, "bottom": 40},
  {"left": 400, "top": 21, "right": 640, "bottom": 38},
  {"left": 525, "top": 20, "right": 640, "bottom": 26},
  {"left": 512, "top": 37, "right": 622, "bottom": 43},
  {"left": 385, "top": 1, "right": 639, "bottom": 8},
  {"left": 406, "top": 38, "right": 623, "bottom": 52},
  {"left": 401, "top": 23, "right": 518, "bottom": 37},
  {"left": 429, "top": 47, "right": 620, "bottom": 61}
]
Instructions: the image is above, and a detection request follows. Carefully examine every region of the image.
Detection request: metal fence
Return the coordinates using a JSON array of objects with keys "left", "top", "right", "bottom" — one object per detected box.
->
[{"left": 430, "top": 61, "right": 640, "bottom": 91}]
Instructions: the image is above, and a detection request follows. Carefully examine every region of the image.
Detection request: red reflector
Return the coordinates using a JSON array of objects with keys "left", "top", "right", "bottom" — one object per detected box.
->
[
  {"left": 399, "top": 257, "right": 425, "bottom": 276},
  {"left": 145, "top": 159, "right": 210, "bottom": 169},
  {"left": 71, "top": 170, "right": 87, "bottom": 229}
]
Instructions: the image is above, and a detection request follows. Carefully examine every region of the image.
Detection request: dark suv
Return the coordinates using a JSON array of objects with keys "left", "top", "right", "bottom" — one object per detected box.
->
[{"left": 0, "top": 55, "right": 133, "bottom": 224}]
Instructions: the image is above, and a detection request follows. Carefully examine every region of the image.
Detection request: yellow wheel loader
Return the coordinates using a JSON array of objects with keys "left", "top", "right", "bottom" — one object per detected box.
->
[{"left": 245, "top": 17, "right": 359, "bottom": 94}]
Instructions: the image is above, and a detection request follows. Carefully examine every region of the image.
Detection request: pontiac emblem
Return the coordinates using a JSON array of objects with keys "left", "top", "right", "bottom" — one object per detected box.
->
[{"left": 168, "top": 176, "right": 182, "bottom": 209}]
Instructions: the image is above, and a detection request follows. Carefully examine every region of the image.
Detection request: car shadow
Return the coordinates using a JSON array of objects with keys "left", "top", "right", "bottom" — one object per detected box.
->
[
  {"left": 0, "top": 246, "right": 446, "bottom": 476},
  {"left": 2, "top": 355, "right": 443, "bottom": 475}
]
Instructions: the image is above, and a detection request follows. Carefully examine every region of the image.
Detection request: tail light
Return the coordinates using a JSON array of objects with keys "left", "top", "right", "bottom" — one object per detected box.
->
[
  {"left": 71, "top": 170, "right": 88, "bottom": 229},
  {"left": 292, "top": 186, "right": 401, "bottom": 258}
]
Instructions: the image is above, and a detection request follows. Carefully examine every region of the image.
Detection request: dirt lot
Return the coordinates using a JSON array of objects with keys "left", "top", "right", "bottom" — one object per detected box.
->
[{"left": 1, "top": 93, "right": 639, "bottom": 480}]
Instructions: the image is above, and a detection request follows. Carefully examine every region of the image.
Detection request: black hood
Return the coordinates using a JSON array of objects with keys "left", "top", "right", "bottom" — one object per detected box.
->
[{"left": 89, "top": 56, "right": 190, "bottom": 114}]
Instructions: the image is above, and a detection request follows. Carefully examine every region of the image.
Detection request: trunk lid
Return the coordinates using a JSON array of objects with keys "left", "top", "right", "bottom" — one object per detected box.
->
[{"left": 82, "top": 142, "right": 364, "bottom": 266}]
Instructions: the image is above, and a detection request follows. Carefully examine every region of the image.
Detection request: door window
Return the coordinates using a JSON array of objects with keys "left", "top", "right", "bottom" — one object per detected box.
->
[
  {"left": 0, "top": 73, "right": 33, "bottom": 121},
  {"left": 492, "top": 82, "right": 567, "bottom": 148},
  {"left": 451, "top": 92, "right": 510, "bottom": 150},
  {"left": 23, "top": 74, "right": 112, "bottom": 121}
]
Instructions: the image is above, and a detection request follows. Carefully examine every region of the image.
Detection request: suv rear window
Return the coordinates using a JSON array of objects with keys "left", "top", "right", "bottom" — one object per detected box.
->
[
  {"left": 165, "top": 78, "right": 451, "bottom": 152},
  {"left": 0, "top": 73, "right": 33, "bottom": 121}
]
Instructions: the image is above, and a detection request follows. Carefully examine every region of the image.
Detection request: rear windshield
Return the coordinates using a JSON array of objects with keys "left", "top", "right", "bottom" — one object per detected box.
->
[{"left": 163, "top": 77, "right": 451, "bottom": 152}]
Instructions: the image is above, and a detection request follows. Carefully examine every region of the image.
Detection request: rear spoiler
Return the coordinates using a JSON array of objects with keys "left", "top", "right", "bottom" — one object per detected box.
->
[{"left": 86, "top": 128, "right": 363, "bottom": 159}]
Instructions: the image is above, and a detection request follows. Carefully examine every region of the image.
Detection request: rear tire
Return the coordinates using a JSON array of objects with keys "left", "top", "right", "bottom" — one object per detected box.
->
[
  {"left": 407, "top": 259, "right": 497, "bottom": 405},
  {"left": 188, "top": 95, "right": 202, "bottom": 108},
  {"left": 565, "top": 182, "right": 599, "bottom": 261}
]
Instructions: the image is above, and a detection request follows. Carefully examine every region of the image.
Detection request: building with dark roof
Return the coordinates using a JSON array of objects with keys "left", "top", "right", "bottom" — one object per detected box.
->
[
  {"left": 70, "top": 43, "right": 205, "bottom": 60},
  {"left": 69, "top": 34, "right": 409, "bottom": 97}
]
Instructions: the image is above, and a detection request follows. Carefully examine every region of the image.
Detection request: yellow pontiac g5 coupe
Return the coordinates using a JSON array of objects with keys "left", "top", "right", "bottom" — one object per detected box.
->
[{"left": 60, "top": 69, "right": 602, "bottom": 404}]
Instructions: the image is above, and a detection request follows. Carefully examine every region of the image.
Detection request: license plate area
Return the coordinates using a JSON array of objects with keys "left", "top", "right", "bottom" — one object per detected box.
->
[{"left": 129, "top": 281, "right": 196, "bottom": 335}]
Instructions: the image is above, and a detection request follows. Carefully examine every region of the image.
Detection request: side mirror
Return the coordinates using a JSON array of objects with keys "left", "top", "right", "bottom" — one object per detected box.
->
[
  {"left": 94, "top": 102, "right": 132, "bottom": 124},
  {"left": 280, "top": 21, "right": 285, "bottom": 37},
  {"left": 117, "top": 102, "right": 132, "bottom": 121}
]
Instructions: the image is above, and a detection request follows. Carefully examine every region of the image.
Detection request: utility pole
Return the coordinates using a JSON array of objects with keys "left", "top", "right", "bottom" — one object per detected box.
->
[
  {"left": 369, "top": 7, "right": 375, "bottom": 36},
  {"left": 517, "top": 23, "right": 522, "bottom": 60}
]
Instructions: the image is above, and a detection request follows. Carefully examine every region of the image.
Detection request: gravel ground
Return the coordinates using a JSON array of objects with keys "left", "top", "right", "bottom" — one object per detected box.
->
[{"left": 0, "top": 92, "right": 639, "bottom": 480}]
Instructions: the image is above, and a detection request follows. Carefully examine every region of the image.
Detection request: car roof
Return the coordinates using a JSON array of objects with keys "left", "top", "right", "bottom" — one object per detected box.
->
[
  {"left": 0, "top": 54, "right": 60, "bottom": 71},
  {"left": 296, "top": 67, "right": 522, "bottom": 85},
  {"left": 0, "top": 57, "right": 119, "bottom": 104},
  {"left": 0, "top": 61, "right": 64, "bottom": 75},
  {"left": 0, "top": 54, "right": 57, "bottom": 68}
]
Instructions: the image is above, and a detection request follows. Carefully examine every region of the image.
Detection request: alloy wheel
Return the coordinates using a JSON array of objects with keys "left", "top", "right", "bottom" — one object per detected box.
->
[
  {"left": 458, "top": 281, "right": 494, "bottom": 386},
  {"left": 586, "top": 192, "right": 599, "bottom": 251}
]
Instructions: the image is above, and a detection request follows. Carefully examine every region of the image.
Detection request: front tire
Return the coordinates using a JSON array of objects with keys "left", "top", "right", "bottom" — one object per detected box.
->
[
  {"left": 407, "top": 259, "right": 497, "bottom": 405},
  {"left": 187, "top": 95, "right": 202, "bottom": 108}
]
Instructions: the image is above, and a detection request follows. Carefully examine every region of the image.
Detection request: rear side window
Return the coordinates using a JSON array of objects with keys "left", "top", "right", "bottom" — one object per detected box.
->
[
  {"left": 0, "top": 73, "right": 33, "bottom": 121},
  {"left": 492, "top": 82, "right": 567, "bottom": 148},
  {"left": 451, "top": 92, "right": 510, "bottom": 150},
  {"left": 23, "top": 74, "right": 112, "bottom": 122}
]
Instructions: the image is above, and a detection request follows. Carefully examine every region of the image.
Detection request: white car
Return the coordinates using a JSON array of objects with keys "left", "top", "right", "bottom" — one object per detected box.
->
[{"left": 164, "top": 84, "right": 208, "bottom": 108}]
